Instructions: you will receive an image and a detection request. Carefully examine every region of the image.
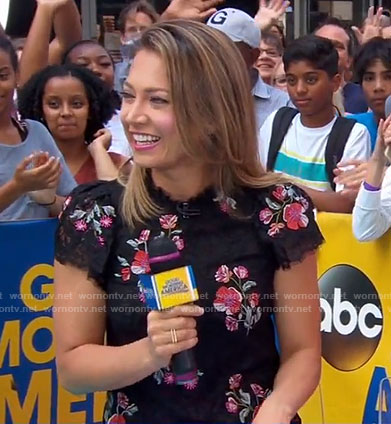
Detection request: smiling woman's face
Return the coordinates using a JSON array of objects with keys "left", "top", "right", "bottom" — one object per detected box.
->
[
  {"left": 42, "top": 76, "right": 89, "bottom": 143},
  {"left": 120, "top": 49, "right": 193, "bottom": 172}
]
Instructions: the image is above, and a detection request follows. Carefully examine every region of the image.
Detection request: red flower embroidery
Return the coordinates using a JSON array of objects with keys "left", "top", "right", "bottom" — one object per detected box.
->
[
  {"left": 117, "top": 392, "right": 129, "bottom": 409},
  {"left": 74, "top": 219, "right": 87, "bottom": 232},
  {"left": 172, "top": 235, "right": 185, "bottom": 251},
  {"left": 159, "top": 214, "right": 178, "bottom": 230},
  {"left": 248, "top": 293, "right": 260, "bottom": 308},
  {"left": 100, "top": 215, "right": 113, "bottom": 228},
  {"left": 259, "top": 208, "right": 273, "bottom": 224},
  {"left": 251, "top": 383, "right": 266, "bottom": 397},
  {"left": 229, "top": 374, "right": 242, "bottom": 389},
  {"left": 121, "top": 267, "right": 131, "bottom": 282},
  {"left": 139, "top": 229, "right": 150, "bottom": 242},
  {"left": 108, "top": 414, "right": 126, "bottom": 424},
  {"left": 215, "top": 265, "right": 232, "bottom": 283},
  {"left": 233, "top": 266, "right": 249, "bottom": 279},
  {"left": 283, "top": 203, "right": 309, "bottom": 230},
  {"left": 267, "top": 222, "right": 285, "bottom": 237},
  {"left": 226, "top": 397, "right": 239, "bottom": 414},
  {"left": 272, "top": 185, "right": 287, "bottom": 201},
  {"left": 131, "top": 250, "right": 151, "bottom": 274},
  {"left": 214, "top": 286, "right": 243, "bottom": 315},
  {"left": 225, "top": 316, "right": 239, "bottom": 331}
]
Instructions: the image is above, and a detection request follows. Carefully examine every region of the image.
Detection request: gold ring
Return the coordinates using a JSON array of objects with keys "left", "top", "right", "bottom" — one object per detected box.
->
[{"left": 170, "top": 328, "right": 178, "bottom": 344}]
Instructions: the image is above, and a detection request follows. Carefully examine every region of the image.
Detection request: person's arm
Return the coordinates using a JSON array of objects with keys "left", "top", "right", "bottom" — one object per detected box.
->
[
  {"left": 160, "top": 0, "right": 224, "bottom": 22},
  {"left": 0, "top": 180, "right": 24, "bottom": 213},
  {"left": 18, "top": 0, "right": 74, "bottom": 87},
  {"left": 253, "top": 253, "right": 321, "bottom": 424},
  {"left": 300, "top": 186, "right": 354, "bottom": 213},
  {"left": 353, "top": 117, "right": 391, "bottom": 241},
  {"left": 54, "top": 261, "right": 203, "bottom": 394},
  {"left": 49, "top": 0, "right": 81, "bottom": 64}
]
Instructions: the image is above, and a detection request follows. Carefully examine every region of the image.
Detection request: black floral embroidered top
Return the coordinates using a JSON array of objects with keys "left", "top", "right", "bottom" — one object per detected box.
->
[{"left": 55, "top": 179, "right": 323, "bottom": 424}]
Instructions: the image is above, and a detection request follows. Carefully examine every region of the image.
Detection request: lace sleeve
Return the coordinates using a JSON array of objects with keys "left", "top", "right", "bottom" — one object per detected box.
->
[
  {"left": 254, "top": 183, "right": 324, "bottom": 270},
  {"left": 55, "top": 182, "right": 118, "bottom": 289}
]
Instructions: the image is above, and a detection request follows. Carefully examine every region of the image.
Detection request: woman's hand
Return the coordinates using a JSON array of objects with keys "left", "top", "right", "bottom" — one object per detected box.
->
[
  {"left": 87, "top": 129, "right": 112, "bottom": 156},
  {"left": 12, "top": 151, "right": 61, "bottom": 194},
  {"left": 147, "top": 305, "right": 204, "bottom": 369},
  {"left": 334, "top": 159, "right": 368, "bottom": 190},
  {"left": 352, "top": 6, "right": 383, "bottom": 45},
  {"left": 255, "top": 0, "right": 290, "bottom": 32}
]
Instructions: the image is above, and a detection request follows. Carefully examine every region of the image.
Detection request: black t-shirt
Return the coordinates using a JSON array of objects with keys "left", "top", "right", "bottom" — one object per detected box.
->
[{"left": 55, "top": 179, "right": 323, "bottom": 424}]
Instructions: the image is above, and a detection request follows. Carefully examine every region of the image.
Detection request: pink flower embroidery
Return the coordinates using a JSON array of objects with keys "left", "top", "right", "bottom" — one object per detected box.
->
[
  {"left": 131, "top": 250, "right": 151, "bottom": 274},
  {"left": 184, "top": 378, "right": 199, "bottom": 390},
  {"left": 97, "top": 236, "right": 105, "bottom": 246},
  {"left": 63, "top": 196, "right": 72, "bottom": 209},
  {"left": 229, "top": 374, "right": 242, "bottom": 389},
  {"left": 272, "top": 185, "right": 287, "bottom": 202},
  {"left": 226, "top": 397, "right": 239, "bottom": 414},
  {"left": 139, "top": 229, "right": 150, "bottom": 242},
  {"left": 74, "top": 219, "right": 87, "bottom": 232},
  {"left": 283, "top": 203, "right": 309, "bottom": 231},
  {"left": 259, "top": 208, "right": 273, "bottom": 224},
  {"left": 117, "top": 392, "right": 129, "bottom": 409},
  {"left": 121, "top": 267, "right": 131, "bottom": 282},
  {"left": 164, "top": 372, "right": 176, "bottom": 385},
  {"left": 215, "top": 265, "right": 232, "bottom": 283},
  {"left": 100, "top": 215, "right": 113, "bottom": 228},
  {"left": 251, "top": 383, "right": 266, "bottom": 397},
  {"left": 159, "top": 214, "right": 178, "bottom": 230},
  {"left": 172, "top": 235, "right": 185, "bottom": 251},
  {"left": 225, "top": 316, "right": 239, "bottom": 331},
  {"left": 214, "top": 286, "right": 243, "bottom": 315},
  {"left": 233, "top": 266, "right": 249, "bottom": 280},
  {"left": 248, "top": 293, "right": 260, "bottom": 308},
  {"left": 268, "top": 222, "right": 285, "bottom": 237}
]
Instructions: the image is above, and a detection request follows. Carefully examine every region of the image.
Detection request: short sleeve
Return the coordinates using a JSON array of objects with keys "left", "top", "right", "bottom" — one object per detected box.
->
[
  {"left": 254, "top": 183, "right": 324, "bottom": 269},
  {"left": 55, "top": 181, "right": 118, "bottom": 289}
]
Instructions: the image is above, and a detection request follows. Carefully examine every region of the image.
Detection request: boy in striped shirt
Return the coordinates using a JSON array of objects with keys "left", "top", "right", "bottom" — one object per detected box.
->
[{"left": 258, "top": 35, "right": 371, "bottom": 213}]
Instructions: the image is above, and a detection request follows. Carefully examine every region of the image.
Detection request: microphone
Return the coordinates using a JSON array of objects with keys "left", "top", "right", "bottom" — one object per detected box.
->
[
  {"left": 139, "top": 236, "right": 199, "bottom": 385},
  {"left": 384, "top": 96, "right": 391, "bottom": 161}
]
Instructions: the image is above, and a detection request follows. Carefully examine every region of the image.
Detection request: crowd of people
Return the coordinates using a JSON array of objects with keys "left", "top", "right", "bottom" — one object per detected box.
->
[{"left": 1, "top": 0, "right": 391, "bottom": 423}]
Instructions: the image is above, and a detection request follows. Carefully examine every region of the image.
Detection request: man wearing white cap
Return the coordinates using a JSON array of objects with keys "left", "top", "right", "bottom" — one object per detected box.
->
[{"left": 207, "top": 8, "right": 292, "bottom": 129}]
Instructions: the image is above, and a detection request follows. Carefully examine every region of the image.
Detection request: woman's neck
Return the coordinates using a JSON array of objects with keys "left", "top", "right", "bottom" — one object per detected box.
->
[
  {"left": 151, "top": 165, "right": 213, "bottom": 202},
  {"left": 0, "top": 114, "right": 22, "bottom": 145},
  {"left": 55, "top": 138, "right": 90, "bottom": 174}
]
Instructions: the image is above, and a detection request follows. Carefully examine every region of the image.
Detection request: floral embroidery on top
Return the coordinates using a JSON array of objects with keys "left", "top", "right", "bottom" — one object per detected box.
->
[
  {"left": 214, "top": 193, "right": 238, "bottom": 214},
  {"left": 225, "top": 374, "right": 271, "bottom": 423},
  {"left": 154, "top": 366, "right": 204, "bottom": 390},
  {"left": 259, "top": 184, "right": 309, "bottom": 237},
  {"left": 104, "top": 391, "right": 138, "bottom": 424},
  {"left": 213, "top": 265, "right": 262, "bottom": 334},
  {"left": 68, "top": 201, "right": 116, "bottom": 245},
  {"left": 114, "top": 215, "right": 184, "bottom": 287}
]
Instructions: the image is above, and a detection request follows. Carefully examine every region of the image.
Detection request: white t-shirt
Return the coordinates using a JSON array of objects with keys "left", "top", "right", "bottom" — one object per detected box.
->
[
  {"left": 258, "top": 110, "right": 371, "bottom": 192},
  {"left": 106, "top": 110, "right": 132, "bottom": 158},
  {"left": 352, "top": 167, "right": 391, "bottom": 241}
]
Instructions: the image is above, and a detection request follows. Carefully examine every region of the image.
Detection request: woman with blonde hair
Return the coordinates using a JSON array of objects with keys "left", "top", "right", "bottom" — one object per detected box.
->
[{"left": 54, "top": 20, "right": 323, "bottom": 424}]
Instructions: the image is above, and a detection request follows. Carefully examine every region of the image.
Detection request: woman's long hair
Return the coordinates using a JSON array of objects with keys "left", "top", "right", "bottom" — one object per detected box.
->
[{"left": 121, "top": 20, "right": 282, "bottom": 226}]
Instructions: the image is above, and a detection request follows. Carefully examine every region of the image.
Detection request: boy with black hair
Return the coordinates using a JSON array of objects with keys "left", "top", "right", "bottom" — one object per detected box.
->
[
  {"left": 259, "top": 35, "right": 371, "bottom": 213},
  {"left": 346, "top": 37, "right": 391, "bottom": 150}
]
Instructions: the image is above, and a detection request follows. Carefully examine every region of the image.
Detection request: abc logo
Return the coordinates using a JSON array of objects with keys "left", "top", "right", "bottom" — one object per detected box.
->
[{"left": 319, "top": 265, "right": 383, "bottom": 371}]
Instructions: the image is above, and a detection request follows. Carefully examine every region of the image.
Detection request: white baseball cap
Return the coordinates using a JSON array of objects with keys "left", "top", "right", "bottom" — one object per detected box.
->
[{"left": 207, "top": 8, "right": 261, "bottom": 49}]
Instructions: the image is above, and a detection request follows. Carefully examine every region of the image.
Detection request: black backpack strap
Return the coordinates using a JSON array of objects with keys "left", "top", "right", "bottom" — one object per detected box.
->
[
  {"left": 267, "top": 107, "right": 299, "bottom": 171},
  {"left": 325, "top": 117, "right": 357, "bottom": 191}
]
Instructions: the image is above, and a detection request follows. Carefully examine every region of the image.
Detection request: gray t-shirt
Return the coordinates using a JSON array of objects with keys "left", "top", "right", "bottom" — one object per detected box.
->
[{"left": 0, "top": 119, "right": 76, "bottom": 221}]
